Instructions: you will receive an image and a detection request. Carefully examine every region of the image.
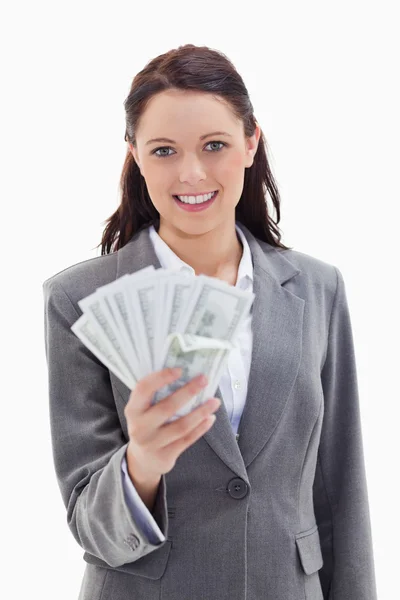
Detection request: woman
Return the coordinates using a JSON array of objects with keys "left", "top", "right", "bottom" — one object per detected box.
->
[{"left": 43, "top": 44, "right": 377, "bottom": 600}]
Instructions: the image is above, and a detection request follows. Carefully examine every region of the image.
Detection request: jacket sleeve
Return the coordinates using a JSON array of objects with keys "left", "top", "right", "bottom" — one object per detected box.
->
[
  {"left": 43, "top": 277, "right": 169, "bottom": 568},
  {"left": 313, "top": 266, "right": 378, "bottom": 599},
  {"left": 121, "top": 454, "right": 166, "bottom": 544}
]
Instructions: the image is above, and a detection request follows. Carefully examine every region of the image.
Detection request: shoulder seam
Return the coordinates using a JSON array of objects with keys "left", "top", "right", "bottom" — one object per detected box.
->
[
  {"left": 42, "top": 252, "right": 115, "bottom": 287},
  {"left": 51, "top": 279, "right": 81, "bottom": 320},
  {"left": 321, "top": 266, "right": 339, "bottom": 371}
]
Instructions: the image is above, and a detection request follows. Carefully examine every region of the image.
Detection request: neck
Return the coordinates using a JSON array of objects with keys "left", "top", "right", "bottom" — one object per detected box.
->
[{"left": 156, "top": 218, "right": 243, "bottom": 281}]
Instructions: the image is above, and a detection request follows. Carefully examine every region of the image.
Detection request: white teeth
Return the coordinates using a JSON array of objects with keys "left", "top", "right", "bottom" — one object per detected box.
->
[{"left": 177, "top": 191, "right": 216, "bottom": 204}]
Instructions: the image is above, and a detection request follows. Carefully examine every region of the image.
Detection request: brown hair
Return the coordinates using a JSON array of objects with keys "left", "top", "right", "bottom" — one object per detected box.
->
[{"left": 97, "top": 44, "right": 293, "bottom": 254}]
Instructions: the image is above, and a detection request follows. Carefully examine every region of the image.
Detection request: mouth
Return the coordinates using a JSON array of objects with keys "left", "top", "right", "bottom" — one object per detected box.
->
[{"left": 172, "top": 190, "right": 219, "bottom": 212}]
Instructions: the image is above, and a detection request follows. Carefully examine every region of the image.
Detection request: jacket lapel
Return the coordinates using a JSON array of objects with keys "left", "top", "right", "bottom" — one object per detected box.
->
[{"left": 114, "top": 222, "right": 304, "bottom": 482}]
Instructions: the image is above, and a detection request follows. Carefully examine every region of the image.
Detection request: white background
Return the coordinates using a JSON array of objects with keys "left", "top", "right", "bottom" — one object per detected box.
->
[{"left": 1, "top": 0, "right": 398, "bottom": 598}]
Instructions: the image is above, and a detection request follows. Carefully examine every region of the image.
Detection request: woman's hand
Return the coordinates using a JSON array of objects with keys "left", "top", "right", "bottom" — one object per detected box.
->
[{"left": 124, "top": 367, "right": 221, "bottom": 480}]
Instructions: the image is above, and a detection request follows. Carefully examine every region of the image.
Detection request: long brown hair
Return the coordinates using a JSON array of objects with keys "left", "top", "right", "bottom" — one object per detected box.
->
[{"left": 97, "top": 44, "right": 292, "bottom": 255}]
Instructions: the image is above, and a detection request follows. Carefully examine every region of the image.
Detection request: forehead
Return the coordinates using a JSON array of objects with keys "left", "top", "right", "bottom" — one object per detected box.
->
[{"left": 137, "top": 89, "right": 241, "bottom": 137}]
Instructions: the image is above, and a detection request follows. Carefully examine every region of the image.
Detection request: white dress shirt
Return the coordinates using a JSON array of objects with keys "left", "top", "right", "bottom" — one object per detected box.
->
[{"left": 120, "top": 222, "right": 254, "bottom": 543}]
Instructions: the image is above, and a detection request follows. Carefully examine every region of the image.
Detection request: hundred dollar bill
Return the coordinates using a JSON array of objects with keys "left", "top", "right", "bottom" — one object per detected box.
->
[
  {"left": 154, "top": 271, "right": 197, "bottom": 370},
  {"left": 153, "top": 332, "right": 234, "bottom": 423},
  {"left": 99, "top": 267, "right": 155, "bottom": 381},
  {"left": 123, "top": 269, "right": 169, "bottom": 377},
  {"left": 78, "top": 289, "right": 138, "bottom": 384},
  {"left": 175, "top": 275, "right": 254, "bottom": 402},
  {"left": 177, "top": 273, "right": 254, "bottom": 341},
  {"left": 71, "top": 312, "right": 135, "bottom": 390}
]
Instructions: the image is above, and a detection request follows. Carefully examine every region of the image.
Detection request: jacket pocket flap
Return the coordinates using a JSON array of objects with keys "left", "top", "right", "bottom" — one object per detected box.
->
[{"left": 295, "top": 525, "right": 324, "bottom": 575}]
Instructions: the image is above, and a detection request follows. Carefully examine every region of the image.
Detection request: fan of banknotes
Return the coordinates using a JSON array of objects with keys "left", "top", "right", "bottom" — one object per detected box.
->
[{"left": 71, "top": 265, "right": 255, "bottom": 423}]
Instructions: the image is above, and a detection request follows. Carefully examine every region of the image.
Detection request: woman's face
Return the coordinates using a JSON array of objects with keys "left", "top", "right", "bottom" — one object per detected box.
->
[{"left": 129, "top": 89, "right": 260, "bottom": 236}]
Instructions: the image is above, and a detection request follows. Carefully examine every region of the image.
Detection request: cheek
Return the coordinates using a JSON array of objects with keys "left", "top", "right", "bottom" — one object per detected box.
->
[
  {"left": 141, "top": 167, "right": 169, "bottom": 195},
  {"left": 214, "top": 153, "right": 246, "bottom": 202},
  {"left": 220, "top": 151, "right": 245, "bottom": 178}
]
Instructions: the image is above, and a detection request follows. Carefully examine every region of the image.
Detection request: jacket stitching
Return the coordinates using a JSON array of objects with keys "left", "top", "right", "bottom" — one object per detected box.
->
[
  {"left": 99, "top": 568, "right": 110, "bottom": 600},
  {"left": 52, "top": 279, "right": 81, "bottom": 319},
  {"left": 316, "top": 450, "right": 335, "bottom": 599},
  {"left": 321, "top": 266, "right": 339, "bottom": 371},
  {"left": 295, "top": 526, "right": 318, "bottom": 540},
  {"left": 295, "top": 399, "right": 323, "bottom": 539}
]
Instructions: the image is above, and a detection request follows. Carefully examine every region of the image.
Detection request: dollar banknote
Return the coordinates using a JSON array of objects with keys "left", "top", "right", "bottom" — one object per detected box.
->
[
  {"left": 154, "top": 332, "right": 234, "bottom": 422},
  {"left": 70, "top": 266, "right": 255, "bottom": 418}
]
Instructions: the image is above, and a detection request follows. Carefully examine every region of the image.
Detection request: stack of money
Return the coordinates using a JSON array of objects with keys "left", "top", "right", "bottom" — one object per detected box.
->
[{"left": 71, "top": 266, "right": 255, "bottom": 423}]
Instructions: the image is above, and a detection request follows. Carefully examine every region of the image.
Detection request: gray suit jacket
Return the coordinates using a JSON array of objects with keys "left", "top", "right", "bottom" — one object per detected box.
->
[{"left": 42, "top": 221, "right": 377, "bottom": 600}]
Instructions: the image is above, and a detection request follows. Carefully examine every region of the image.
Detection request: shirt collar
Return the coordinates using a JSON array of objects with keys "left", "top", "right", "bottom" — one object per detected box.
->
[{"left": 148, "top": 222, "right": 253, "bottom": 289}]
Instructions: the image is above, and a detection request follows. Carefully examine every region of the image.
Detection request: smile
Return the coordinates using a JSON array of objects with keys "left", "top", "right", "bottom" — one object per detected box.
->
[
  {"left": 173, "top": 190, "right": 219, "bottom": 212},
  {"left": 174, "top": 190, "right": 218, "bottom": 204}
]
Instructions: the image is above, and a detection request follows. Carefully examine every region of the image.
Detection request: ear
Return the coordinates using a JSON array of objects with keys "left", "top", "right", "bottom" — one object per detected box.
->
[{"left": 244, "top": 122, "right": 261, "bottom": 168}]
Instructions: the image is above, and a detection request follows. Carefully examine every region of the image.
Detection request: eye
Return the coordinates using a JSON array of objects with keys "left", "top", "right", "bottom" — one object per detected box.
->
[{"left": 151, "top": 141, "right": 226, "bottom": 158}]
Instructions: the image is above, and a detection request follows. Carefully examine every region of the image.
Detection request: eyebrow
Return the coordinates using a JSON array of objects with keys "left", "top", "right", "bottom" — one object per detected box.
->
[{"left": 145, "top": 131, "right": 233, "bottom": 146}]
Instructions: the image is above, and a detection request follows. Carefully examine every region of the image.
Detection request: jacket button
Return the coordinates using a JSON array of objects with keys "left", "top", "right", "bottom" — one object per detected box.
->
[
  {"left": 123, "top": 533, "right": 140, "bottom": 550},
  {"left": 227, "top": 477, "right": 249, "bottom": 499}
]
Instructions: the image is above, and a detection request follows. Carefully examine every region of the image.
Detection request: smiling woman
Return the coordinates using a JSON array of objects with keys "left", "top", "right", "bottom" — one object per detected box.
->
[
  {"left": 130, "top": 88, "right": 243, "bottom": 230},
  {"left": 96, "top": 45, "right": 293, "bottom": 281},
  {"left": 99, "top": 44, "right": 291, "bottom": 262},
  {"left": 43, "top": 43, "right": 377, "bottom": 600}
]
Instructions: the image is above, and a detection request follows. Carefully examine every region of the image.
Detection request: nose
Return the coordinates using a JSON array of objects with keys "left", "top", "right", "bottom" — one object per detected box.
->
[{"left": 178, "top": 153, "right": 207, "bottom": 187}]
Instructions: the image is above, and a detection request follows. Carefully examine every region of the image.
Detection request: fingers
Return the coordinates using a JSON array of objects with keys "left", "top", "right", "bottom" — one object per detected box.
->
[
  {"left": 142, "top": 373, "right": 209, "bottom": 431},
  {"left": 158, "top": 404, "right": 219, "bottom": 454},
  {"left": 125, "top": 367, "right": 182, "bottom": 417}
]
